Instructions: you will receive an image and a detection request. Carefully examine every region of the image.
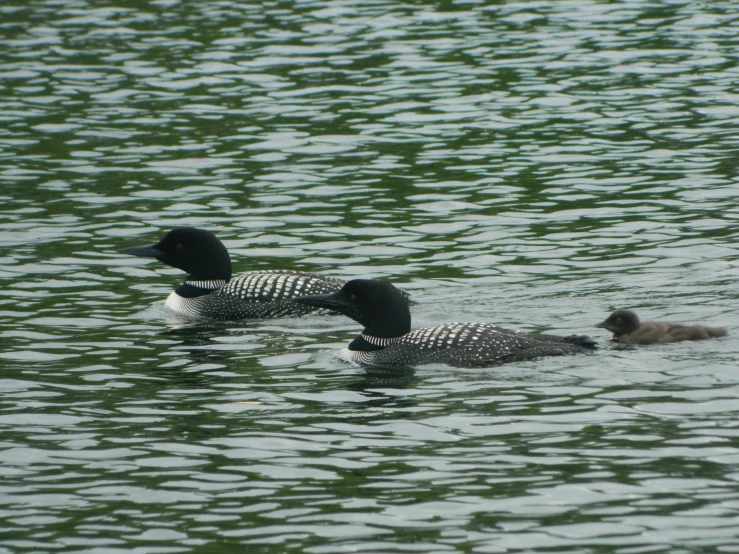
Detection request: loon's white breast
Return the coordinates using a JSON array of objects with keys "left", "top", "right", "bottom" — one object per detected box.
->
[{"left": 165, "top": 291, "right": 204, "bottom": 317}]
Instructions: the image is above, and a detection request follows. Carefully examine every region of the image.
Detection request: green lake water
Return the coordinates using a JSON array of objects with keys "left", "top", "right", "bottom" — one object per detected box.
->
[{"left": 1, "top": 1, "right": 739, "bottom": 552}]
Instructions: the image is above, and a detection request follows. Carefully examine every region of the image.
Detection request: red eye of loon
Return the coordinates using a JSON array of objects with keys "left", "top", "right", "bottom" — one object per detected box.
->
[
  {"left": 176, "top": 243, "right": 184, "bottom": 250},
  {"left": 349, "top": 294, "right": 357, "bottom": 303}
]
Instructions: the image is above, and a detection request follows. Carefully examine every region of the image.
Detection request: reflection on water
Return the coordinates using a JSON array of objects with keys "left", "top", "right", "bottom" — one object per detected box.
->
[{"left": 2, "top": 0, "right": 739, "bottom": 552}]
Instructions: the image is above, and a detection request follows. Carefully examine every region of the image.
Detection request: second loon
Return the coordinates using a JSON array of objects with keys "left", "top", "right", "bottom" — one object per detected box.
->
[
  {"left": 117, "top": 227, "right": 411, "bottom": 320},
  {"left": 294, "top": 279, "right": 597, "bottom": 368}
]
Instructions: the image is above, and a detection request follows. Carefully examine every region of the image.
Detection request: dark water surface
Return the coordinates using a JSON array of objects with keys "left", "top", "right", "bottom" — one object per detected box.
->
[{"left": 2, "top": 1, "right": 739, "bottom": 552}]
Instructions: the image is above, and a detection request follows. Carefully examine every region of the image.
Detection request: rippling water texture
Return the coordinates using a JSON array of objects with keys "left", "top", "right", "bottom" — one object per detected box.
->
[{"left": 1, "top": 1, "right": 739, "bottom": 552}]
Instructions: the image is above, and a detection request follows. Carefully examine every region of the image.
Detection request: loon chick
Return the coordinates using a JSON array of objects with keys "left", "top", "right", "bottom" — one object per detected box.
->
[
  {"left": 117, "top": 227, "right": 411, "bottom": 320},
  {"left": 596, "top": 309, "right": 727, "bottom": 344},
  {"left": 293, "top": 279, "right": 597, "bottom": 368}
]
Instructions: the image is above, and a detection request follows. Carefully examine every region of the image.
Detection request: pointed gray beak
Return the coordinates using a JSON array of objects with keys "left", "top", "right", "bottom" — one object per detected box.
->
[
  {"left": 117, "top": 244, "right": 163, "bottom": 259},
  {"left": 293, "top": 291, "right": 347, "bottom": 312}
]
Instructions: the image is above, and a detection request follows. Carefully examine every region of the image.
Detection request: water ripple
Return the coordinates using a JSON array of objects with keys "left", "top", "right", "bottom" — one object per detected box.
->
[{"left": 2, "top": 0, "right": 739, "bottom": 552}]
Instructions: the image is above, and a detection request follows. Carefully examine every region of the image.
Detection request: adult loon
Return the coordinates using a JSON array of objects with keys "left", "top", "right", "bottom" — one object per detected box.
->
[
  {"left": 294, "top": 279, "right": 597, "bottom": 368},
  {"left": 596, "top": 309, "right": 727, "bottom": 344},
  {"left": 117, "top": 227, "right": 411, "bottom": 320}
]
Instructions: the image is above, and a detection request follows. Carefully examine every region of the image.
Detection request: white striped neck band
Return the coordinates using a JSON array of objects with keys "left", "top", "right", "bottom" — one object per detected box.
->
[{"left": 185, "top": 279, "right": 227, "bottom": 290}]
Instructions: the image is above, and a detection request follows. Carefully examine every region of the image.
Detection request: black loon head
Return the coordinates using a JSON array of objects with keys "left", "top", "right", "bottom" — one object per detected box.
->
[
  {"left": 118, "top": 227, "right": 232, "bottom": 281},
  {"left": 596, "top": 309, "right": 640, "bottom": 336},
  {"left": 293, "top": 279, "right": 411, "bottom": 339}
]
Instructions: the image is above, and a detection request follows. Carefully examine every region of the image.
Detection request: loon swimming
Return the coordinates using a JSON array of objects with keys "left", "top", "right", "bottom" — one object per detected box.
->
[
  {"left": 117, "top": 227, "right": 411, "bottom": 320},
  {"left": 294, "top": 279, "right": 598, "bottom": 368},
  {"left": 596, "top": 309, "right": 727, "bottom": 344}
]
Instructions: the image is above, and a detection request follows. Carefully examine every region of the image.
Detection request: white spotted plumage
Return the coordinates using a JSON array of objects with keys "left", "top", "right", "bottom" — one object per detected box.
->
[
  {"left": 358, "top": 322, "right": 589, "bottom": 368},
  {"left": 164, "top": 270, "right": 347, "bottom": 320}
]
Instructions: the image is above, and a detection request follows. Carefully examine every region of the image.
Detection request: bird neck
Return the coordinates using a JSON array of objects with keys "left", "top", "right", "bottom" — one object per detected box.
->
[{"left": 360, "top": 301, "right": 412, "bottom": 340}]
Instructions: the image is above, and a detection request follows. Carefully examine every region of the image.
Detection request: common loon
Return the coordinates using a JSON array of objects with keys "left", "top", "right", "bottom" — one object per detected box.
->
[
  {"left": 117, "top": 227, "right": 412, "bottom": 320},
  {"left": 596, "top": 309, "right": 727, "bottom": 344},
  {"left": 294, "top": 279, "right": 597, "bottom": 368}
]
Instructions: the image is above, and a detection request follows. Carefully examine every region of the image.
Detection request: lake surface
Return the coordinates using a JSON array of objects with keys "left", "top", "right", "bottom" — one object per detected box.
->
[{"left": 2, "top": 1, "right": 739, "bottom": 552}]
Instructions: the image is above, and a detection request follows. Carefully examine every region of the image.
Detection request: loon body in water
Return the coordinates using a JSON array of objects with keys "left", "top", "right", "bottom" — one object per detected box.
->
[
  {"left": 596, "top": 309, "right": 727, "bottom": 344},
  {"left": 294, "top": 279, "right": 597, "bottom": 368},
  {"left": 117, "top": 227, "right": 411, "bottom": 320}
]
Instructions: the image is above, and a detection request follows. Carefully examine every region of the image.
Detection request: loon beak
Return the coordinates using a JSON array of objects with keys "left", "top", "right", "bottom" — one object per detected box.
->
[
  {"left": 117, "top": 244, "right": 164, "bottom": 259},
  {"left": 293, "top": 290, "right": 347, "bottom": 312},
  {"left": 293, "top": 290, "right": 365, "bottom": 324},
  {"left": 594, "top": 321, "right": 607, "bottom": 329}
]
